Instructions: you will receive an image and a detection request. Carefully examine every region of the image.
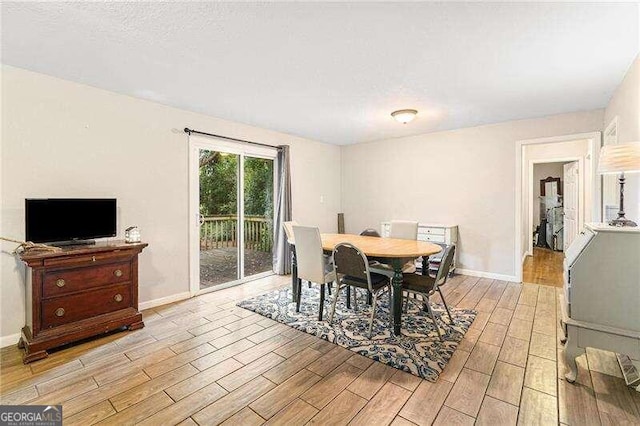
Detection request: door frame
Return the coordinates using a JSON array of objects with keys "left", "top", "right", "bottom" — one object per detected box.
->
[
  {"left": 189, "top": 135, "right": 278, "bottom": 296},
  {"left": 562, "top": 161, "right": 580, "bottom": 252},
  {"left": 514, "top": 131, "right": 601, "bottom": 283},
  {"left": 602, "top": 117, "right": 619, "bottom": 221},
  {"left": 527, "top": 156, "right": 583, "bottom": 256}
]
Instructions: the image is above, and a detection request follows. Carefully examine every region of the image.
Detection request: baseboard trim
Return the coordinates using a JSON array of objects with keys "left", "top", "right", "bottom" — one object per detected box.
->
[
  {"left": 522, "top": 251, "right": 531, "bottom": 265},
  {"left": 0, "top": 332, "right": 21, "bottom": 349},
  {"left": 139, "top": 291, "right": 191, "bottom": 311},
  {"left": 456, "top": 268, "right": 518, "bottom": 283}
]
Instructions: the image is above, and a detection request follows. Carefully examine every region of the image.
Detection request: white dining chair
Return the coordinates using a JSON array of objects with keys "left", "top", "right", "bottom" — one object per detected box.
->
[
  {"left": 285, "top": 220, "right": 332, "bottom": 289},
  {"left": 283, "top": 221, "right": 301, "bottom": 302},
  {"left": 390, "top": 220, "right": 418, "bottom": 273},
  {"left": 371, "top": 220, "right": 419, "bottom": 277},
  {"left": 292, "top": 225, "right": 336, "bottom": 320},
  {"left": 283, "top": 221, "right": 298, "bottom": 244},
  {"left": 389, "top": 220, "right": 419, "bottom": 241}
]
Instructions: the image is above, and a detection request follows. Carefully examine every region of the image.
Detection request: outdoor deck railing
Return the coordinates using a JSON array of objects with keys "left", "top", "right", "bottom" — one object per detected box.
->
[{"left": 200, "top": 215, "right": 273, "bottom": 252}]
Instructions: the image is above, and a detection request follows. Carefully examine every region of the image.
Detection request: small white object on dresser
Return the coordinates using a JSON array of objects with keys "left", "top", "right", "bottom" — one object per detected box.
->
[{"left": 380, "top": 222, "right": 458, "bottom": 273}]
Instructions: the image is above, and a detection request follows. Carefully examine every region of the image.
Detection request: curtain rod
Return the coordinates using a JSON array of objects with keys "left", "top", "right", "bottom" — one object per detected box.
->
[{"left": 184, "top": 128, "right": 282, "bottom": 150}]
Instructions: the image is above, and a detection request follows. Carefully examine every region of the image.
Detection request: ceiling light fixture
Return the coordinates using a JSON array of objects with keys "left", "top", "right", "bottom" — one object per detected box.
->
[{"left": 391, "top": 109, "right": 418, "bottom": 124}]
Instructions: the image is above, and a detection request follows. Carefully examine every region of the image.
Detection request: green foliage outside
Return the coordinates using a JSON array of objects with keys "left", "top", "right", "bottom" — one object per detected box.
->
[
  {"left": 199, "top": 152, "right": 273, "bottom": 217},
  {"left": 199, "top": 151, "right": 274, "bottom": 251},
  {"left": 243, "top": 157, "right": 274, "bottom": 218},
  {"left": 199, "top": 152, "right": 239, "bottom": 216}
]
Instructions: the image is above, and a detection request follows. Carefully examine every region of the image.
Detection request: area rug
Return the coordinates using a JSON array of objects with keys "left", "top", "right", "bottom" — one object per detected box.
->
[{"left": 237, "top": 286, "right": 476, "bottom": 381}]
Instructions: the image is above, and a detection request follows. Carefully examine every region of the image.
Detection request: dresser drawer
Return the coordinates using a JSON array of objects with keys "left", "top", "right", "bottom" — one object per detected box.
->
[
  {"left": 43, "top": 261, "right": 131, "bottom": 298},
  {"left": 418, "top": 234, "right": 446, "bottom": 243},
  {"left": 43, "top": 252, "right": 132, "bottom": 268},
  {"left": 418, "top": 227, "right": 446, "bottom": 236},
  {"left": 41, "top": 283, "right": 132, "bottom": 328}
]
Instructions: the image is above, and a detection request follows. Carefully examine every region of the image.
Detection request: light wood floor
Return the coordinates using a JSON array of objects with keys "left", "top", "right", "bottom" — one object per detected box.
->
[
  {"left": 2, "top": 274, "right": 639, "bottom": 425},
  {"left": 522, "top": 247, "right": 564, "bottom": 287}
]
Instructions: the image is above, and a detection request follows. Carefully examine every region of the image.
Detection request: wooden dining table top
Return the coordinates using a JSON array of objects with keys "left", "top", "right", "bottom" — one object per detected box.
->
[{"left": 298, "top": 233, "right": 443, "bottom": 258}]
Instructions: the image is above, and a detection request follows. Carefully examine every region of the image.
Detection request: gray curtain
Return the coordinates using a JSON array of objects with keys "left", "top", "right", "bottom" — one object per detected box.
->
[{"left": 273, "top": 145, "right": 292, "bottom": 274}]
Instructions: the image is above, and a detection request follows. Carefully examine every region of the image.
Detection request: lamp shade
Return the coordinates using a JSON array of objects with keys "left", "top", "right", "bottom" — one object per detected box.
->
[{"left": 597, "top": 142, "right": 640, "bottom": 174}]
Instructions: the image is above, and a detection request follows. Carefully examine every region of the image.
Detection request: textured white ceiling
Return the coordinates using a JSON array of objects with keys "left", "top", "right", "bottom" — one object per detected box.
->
[{"left": 2, "top": 2, "right": 638, "bottom": 145}]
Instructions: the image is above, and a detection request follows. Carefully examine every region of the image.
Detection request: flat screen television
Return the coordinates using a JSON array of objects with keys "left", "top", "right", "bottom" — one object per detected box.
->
[{"left": 25, "top": 198, "right": 117, "bottom": 245}]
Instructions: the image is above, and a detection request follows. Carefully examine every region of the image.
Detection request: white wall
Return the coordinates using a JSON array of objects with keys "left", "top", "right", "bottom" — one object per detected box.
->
[
  {"left": 341, "top": 111, "right": 603, "bottom": 280},
  {"left": 0, "top": 66, "right": 341, "bottom": 341},
  {"left": 604, "top": 54, "right": 640, "bottom": 222},
  {"left": 532, "top": 162, "right": 567, "bottom": 230}
]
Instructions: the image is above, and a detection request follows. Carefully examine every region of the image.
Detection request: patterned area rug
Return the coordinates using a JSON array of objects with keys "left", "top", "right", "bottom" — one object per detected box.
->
[{"left": 237, "top": 285, "right": 476, "bottom": 381}]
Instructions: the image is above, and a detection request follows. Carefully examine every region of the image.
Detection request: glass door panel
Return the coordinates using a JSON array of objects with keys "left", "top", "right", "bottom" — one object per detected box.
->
[
  {"left": 243, "top": 156, "right": 275, "bottom": 277},
  {"left": 199, "top": 149, "right": 240, "bottom": 289}
]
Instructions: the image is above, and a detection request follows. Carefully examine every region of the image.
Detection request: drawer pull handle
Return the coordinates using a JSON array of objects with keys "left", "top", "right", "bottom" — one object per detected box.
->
[
  {"left": 55, "top": 279, "right": 66, "bottom": 288},
  {"left": 114, "top": 294, "right": 123, "bottom": 302},
  {"left": 55, "top": 308, "right": 65, "bottom": 317},
  {"left": 114, "top": 269, "right": 123, "bottom": 277}
]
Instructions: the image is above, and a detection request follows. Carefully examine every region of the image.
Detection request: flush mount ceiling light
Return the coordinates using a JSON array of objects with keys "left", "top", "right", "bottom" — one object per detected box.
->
[{"left": 391, "top": 109, "right": 418, "bottom": 124}]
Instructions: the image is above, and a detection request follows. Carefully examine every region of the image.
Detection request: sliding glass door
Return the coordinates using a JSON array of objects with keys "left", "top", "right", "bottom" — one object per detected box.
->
[
  {"left": 191, "top": 138, "right": 276, "bottom": 293},
  {"left": 198, "top": 149, "right": 241, "bottom": 288},
  {"left": 243, "top": 156, "right": 274, "bottom": 278}
]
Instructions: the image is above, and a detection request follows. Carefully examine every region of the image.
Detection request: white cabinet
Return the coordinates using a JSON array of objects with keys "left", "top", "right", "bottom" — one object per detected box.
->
[{"left": 381, "top": 222, "right": 459, "bottom": 272}]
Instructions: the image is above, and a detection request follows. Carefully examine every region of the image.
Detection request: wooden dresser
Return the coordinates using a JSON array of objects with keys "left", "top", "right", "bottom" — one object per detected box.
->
[{"left": 18, "top": 241, "right": 147, "bottom": 363}]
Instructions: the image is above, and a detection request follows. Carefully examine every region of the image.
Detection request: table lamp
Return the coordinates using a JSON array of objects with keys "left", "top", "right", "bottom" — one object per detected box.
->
[{"left": 598, "top": 142, "right": 640, "bottom": 227}]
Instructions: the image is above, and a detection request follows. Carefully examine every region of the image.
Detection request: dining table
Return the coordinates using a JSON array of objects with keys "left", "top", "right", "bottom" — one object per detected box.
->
[{"left": 289, "top": 233, "right": 442, "bottom": 336}]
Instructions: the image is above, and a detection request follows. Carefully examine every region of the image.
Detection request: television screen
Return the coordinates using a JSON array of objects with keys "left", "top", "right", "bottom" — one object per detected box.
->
[{"left": 25, "top": 198, "right": 117, "bottom": 243}]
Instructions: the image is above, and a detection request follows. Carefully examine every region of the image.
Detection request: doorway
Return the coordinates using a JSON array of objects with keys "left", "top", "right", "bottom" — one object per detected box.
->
[
  {"left": 190, "top": 137, "right": 276, "bottom": 295},
  {"left": 523, "top": 160, "right": 576, "bottom": 286},
  {"left": 514, "top": 132, "right": 601, "bottom": 284}
]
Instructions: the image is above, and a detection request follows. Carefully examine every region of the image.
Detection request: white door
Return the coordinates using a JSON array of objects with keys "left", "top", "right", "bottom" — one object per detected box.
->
[{"left": 563, "top": 161, "right": 580, "bottom": 250}]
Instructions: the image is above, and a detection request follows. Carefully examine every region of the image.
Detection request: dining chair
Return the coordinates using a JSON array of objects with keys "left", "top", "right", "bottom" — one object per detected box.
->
[
  {"left": 283, "top": 221, "right": 302, "bottom": 302},
  {"left": 360, "top": 228, "right": 381, "bottom": 237},
  {"left": 354, "top": 228, "right": 382, "bottom": 306},
  {"left": 390, "top": 220, "right": 419, "bottom": 274},
  {"left": 292, "top": 225, "right": 336, "bottom": 321},
  {"left": 329, "top": 243, "right": 391, "bottom": 337},
  {"left": 283, "top": 221, "right": 298, "bottom": 244},
  {"left": 389, "top": 220, "right": 419, "bottom": 240},
  {"left": 423, "top": 242, "right": 448, "bottom": 278},
  {"left": 401, "top": 244, "right": 456, "bottom": 341},
  {"left": 370, "top": 220, "right": 419, "bottom": 277},
  {"left": 285, "top": 221, "right": 332, "bottom": 293}
]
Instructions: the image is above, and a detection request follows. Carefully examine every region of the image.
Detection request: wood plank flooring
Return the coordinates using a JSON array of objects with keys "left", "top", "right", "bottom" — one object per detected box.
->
[
  {"left": 1, "top": 274, "right": 638, "bottom": 425},
  {"left": 522, "top": 247, "right": 564, "bottom": 287}
]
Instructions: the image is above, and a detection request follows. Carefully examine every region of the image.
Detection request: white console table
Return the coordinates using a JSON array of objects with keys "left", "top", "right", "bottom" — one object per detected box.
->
[{"left": 381, "top": 222, "right": 458, "bottom": 273}]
